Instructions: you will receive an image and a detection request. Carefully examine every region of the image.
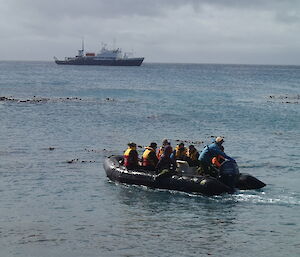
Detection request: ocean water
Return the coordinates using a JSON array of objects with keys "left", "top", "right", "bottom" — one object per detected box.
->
[{"left": 0, "top": 61, "right": 299, "bottom": 257}]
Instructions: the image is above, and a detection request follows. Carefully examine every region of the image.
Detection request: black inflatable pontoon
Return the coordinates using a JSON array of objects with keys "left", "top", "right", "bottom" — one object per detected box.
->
[{"left": 103, "top": 155, "right": 266, "bottom": 196}]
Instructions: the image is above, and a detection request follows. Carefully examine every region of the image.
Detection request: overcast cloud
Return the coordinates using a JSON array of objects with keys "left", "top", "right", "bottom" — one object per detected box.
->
[{"left": 0, "top": 0, "right": 300, "bottom": 64}]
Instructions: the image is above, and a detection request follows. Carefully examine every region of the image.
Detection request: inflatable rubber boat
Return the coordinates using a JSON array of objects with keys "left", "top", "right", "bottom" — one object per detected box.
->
[{"left": 103, "top": 155, "right": 266, "bottom": 196}]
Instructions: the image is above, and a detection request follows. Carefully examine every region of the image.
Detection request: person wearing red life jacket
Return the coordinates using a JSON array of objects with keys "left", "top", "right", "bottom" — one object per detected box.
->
[{"left": 123, "top": 142, "right": 139, "bottom": 170}]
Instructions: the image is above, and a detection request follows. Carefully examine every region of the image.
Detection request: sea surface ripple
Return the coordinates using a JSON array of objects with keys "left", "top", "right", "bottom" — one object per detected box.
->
[{"left": 0, "top": 61, "right": 299, "bottom": 256}]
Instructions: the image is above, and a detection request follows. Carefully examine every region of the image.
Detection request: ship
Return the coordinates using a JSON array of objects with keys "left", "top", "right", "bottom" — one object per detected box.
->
[{"left": 54, "top": 41, "right": 144, "bottom": 66}]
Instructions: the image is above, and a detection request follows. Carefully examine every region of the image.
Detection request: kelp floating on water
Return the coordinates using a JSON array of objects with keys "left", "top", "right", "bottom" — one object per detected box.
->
[
  {"left": 0, "top": 96, "right": 120, "bottom": 104},
  {"left": 0, "top": 96, "right": 83, "bottom": 103},
  {"left": 267, "top": 94, "right": 299, "bottom": 104}
]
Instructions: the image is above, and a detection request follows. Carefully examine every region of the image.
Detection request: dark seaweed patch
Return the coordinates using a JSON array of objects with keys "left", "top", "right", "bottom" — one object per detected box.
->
[{"left": 267, "top": 94, "right": 299, "bottom": 104}]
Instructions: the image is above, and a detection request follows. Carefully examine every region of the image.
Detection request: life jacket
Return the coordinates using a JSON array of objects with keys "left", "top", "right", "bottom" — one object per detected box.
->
[
  {"left": 187, "top": 149, "right": 199, "bottom": 161},
  {"left": 212, "top": 155, "right": 225, "bottom": 168},
  {"left": 142, "top": 147, "right": 156, "bottom": 167},
  {"left": 157, "top": 147, "right": 164, "bottom": 160},
  {"left": 174, "top": 146, "right": 187, "bottom": 159},
  {"left": 157, "top": 145, "right": 173, "bottom": 160},
  {"left": 124, "top": 147, "right": 138, "bottom": 168}
]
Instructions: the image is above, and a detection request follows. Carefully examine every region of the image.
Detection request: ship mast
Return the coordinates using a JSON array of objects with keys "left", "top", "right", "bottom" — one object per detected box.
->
[
  {"left": 82, "top": 37, "right": 84, "bottom": 53},
  {"left": 77, "top": 37, "right": 84, "bottom": 57}
]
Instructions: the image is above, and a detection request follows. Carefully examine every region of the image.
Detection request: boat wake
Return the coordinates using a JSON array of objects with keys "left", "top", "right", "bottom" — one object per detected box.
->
[{"left": 109, "top": 179, "right": 299, "bottom": 207}]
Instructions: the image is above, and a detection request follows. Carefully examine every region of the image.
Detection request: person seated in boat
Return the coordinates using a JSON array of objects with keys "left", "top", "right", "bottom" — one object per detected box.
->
[
  {"left": 142, "top": 142, "right": 159, "bottom": 170},
  {"left": 211, "top": 145, "right": 225, "bottom": 169},
  {"left": 198, "top": 137, "right": 235, "bottom": 177},
  {"left": 171, "top": 142, "right": 188, "bottom": 161},
  {"left": 123, "top": 142, "right": 139, "bottom": 170},
  {"left": 156, "top": 145, "right": 176, "bottom": 176},
  {"left": 186, "top": 145, "right": 200, "bottom": 167},
  {"left": 157, "top": 138, "right": 172, "bottom": 160}
]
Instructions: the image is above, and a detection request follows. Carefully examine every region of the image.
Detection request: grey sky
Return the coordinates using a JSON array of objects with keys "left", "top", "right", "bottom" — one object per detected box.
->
[{"left": 0, "top": 0, "right": 300, "bottom": 64}]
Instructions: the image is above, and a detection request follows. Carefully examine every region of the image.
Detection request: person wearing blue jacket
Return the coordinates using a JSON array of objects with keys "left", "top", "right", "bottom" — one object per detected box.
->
[{"left": 199, "top": 137, "right": 234, "bottom": 176}]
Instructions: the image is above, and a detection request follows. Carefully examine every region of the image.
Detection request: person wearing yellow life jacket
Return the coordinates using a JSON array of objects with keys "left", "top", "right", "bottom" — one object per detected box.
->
[
  {"left": 187, "top": 145, "right": 200, "bottom": 167},
  {"left": 171, "top": 142, "right": 188, "bottom": 161},
  {"left": 123, "top": 142, "right": 139, "bottom": 170},
  {"left": 211, "top": 145, "right": 225, "bottom": 168},
  {"left": 142, "top": 142, "right": 159, "bottom": 170},
  {"left": 157, "top": 139, "right": 172, "bottom": 160}
]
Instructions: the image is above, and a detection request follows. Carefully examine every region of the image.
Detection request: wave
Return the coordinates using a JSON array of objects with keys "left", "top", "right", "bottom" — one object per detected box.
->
[
  {"left": 110, "top": 180, "right": 300, "bottom": 207},
  {"left": 232, "top": 191, "right": 300, "bottom": 206}
]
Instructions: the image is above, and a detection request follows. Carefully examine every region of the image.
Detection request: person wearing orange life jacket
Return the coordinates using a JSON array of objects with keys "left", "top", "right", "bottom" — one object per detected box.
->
[
  {"left": 187, "top": 145, "right": 200, "bottom": 167},
  {"left": 156, "top": 145, "right": 176, "bottom": 175},
  {"left": 211, "top": 145, "right": 225, "bottom": 168},
  {"left": 198, "top": 137, "right": 234, "bottom": 177},
  {"left": 142, "top": 142, "right": 159, "bottom": 170},
  {"left": 123, "top": 142, "right": 139, "bottom": 170},
  {"left": 157, "top": 139, "right": 172, "bottom": 160},
  {"left": 171, "top": 142, "right": 188, "bottom": 161}
]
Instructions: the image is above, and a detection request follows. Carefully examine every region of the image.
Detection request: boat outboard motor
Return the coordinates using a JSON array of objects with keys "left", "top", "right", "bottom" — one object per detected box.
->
[{"left": 219, "top": 160, "right": 240, "bottom": 190}]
